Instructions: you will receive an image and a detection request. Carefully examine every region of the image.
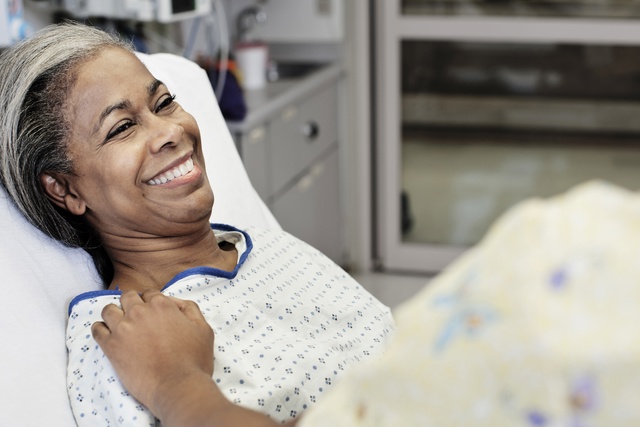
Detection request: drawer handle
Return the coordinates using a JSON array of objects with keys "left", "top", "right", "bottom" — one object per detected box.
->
[
  {"left": 248, "top": 126, "right": 266, "bottom": 144},
  {"left": 301, "top": 121, "right": 320, "bottom": 141}
]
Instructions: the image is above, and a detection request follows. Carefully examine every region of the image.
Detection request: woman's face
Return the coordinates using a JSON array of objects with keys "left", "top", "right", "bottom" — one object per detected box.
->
[{"left": 59, "top": 47, "right": 213, "bottom": 238}]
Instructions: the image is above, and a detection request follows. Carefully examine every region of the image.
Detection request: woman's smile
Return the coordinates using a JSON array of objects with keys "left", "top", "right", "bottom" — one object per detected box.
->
[{"left": 147, "top": 156, "right": 196, "bottom": 186}]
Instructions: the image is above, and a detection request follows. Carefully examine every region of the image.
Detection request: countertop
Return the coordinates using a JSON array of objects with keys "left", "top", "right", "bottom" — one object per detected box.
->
[{"left": 226, "top": 62, "right": 344, "bottom": 134}]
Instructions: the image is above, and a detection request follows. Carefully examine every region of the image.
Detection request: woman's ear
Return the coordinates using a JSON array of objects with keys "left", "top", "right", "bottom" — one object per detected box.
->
[{"left": 40, "top": 172, "right": 87, "bottom": 216}]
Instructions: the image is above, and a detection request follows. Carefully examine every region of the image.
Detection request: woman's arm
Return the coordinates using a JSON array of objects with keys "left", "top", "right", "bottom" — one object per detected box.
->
[
  {"left": 92, "top": 290, "right": 291, "bottom": 427},
  {"left": 148, "top": 369, "right": 286, "bottom": 427}
]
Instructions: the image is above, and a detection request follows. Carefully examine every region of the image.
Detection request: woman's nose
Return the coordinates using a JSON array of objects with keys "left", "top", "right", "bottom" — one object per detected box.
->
[{"left": 147, "top": 115, "right": 184, "bottom": 153}]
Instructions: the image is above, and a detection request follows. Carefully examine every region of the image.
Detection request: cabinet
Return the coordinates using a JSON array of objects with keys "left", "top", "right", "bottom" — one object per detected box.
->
[
  {"left": 229, "top": 70, "right": 344, "bottom": 265},
  {"left": 269, "top": 86, "right": 338, "bottom": 198},
  {"left": 375, "top": 0, "right": 640, "bottom": 273},
  {"left": 271, "top": 147, "right": 341, "bottom": 263}
]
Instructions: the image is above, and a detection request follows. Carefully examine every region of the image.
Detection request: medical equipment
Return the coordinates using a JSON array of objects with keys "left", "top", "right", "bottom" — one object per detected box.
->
[
  {"left": 41, "top": 0, "right": 231, "bottom": 100},
  {"left": 60, "top": 0, "right": 210, "bottom": 22},
  {"left": 182, "top": 0, "right": 230, "bottom": 100},
  {"left": 0, "top": 0, "right": 30, "bottom": 46}
]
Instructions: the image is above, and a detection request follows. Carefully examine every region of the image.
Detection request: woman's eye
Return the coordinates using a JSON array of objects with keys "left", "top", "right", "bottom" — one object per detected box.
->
[
  {"left": 106, "top": 121, "right": 135, "bottom": 140},
  {"left": 155, "top": 94, "right": 176, "bottom": 113}
]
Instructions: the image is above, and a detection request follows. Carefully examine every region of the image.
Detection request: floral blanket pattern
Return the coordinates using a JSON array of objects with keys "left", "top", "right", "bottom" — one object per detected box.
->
[{"left": 301, "top": 181, "right": 640, "bottom": 426}]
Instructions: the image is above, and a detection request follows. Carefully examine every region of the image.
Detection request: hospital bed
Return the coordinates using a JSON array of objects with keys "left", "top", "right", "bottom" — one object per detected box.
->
[
  {"left": 2, "top": 49, "right": 639, "bottom": 427},
  {"left": 0, "top": 52, "right": 281, "bottom": 426}
]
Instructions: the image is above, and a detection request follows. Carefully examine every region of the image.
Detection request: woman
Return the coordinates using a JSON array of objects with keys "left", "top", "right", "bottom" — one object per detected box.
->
[{"left": 0, "top": 23, "right": 394, "bottom": 426}]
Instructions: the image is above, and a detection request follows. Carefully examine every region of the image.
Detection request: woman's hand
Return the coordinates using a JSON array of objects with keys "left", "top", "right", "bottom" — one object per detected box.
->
[
  {"left": 92, "top": 290, "right": 288, "bottom": 427},
  {"left": 91, "top": 290, "right": 215, "bottom": 416}
]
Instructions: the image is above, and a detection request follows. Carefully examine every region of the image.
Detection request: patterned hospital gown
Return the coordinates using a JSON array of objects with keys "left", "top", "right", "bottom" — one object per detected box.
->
[
  {"left": 66, "top": 224, "right": 394, "bottom": 426},
  {"left": 300, "top": 181, "right": 640, "bottom": 427}
]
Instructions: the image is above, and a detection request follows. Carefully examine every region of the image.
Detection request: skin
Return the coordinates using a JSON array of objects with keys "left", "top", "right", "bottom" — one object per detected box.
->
[
  {"left": 41, "top": 47, "right": 294, "bottom": 425},
  {"left": 40, "top": 47, "right": 238, "bottom": 292}
]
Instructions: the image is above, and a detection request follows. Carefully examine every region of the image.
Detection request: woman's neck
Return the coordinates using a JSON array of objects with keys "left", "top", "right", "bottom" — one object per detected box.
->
[{"left": 105, "top": 226, "right": 238, "bottom": 292}]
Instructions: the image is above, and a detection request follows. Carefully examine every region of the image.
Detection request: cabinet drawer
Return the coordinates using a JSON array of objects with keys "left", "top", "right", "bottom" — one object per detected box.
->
[
  {"left": 237, "top": 125, "right": 271, "bottom": 200},
  {"left": 269, "top": 84, "right": 338, "bottom": 194},
  {"left": 271, "top": 145, "right": 342, "bottom": 264}
]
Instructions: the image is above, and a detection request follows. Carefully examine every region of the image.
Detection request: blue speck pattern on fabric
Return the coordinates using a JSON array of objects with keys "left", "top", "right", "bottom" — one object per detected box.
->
[{"left": 66, "top": 224, "right": 394, "bottom": 426}]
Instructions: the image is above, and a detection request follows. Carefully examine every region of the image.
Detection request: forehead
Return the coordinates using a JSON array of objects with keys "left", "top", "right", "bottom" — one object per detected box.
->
[
  {"left": 71, "top": 47, "right": 153, "bottom": 96},
  {"left": 66, "top": 48, "right": 156, "bottom": 135}
]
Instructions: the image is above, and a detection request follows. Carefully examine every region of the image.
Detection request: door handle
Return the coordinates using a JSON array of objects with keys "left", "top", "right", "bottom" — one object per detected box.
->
[{"left": 301, "top": 121, "right": 319, "bottom": 141}]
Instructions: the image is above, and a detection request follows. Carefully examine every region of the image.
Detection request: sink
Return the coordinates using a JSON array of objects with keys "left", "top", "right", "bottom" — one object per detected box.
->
[{"left": 268, "top": 61, "right": 326, "bottom": 81}]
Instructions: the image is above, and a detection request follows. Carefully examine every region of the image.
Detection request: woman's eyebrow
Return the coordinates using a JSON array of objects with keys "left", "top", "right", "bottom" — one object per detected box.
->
[
  {"left": 93, "top": 79, "right": 167, "bottom": 135},
  {"left": 94, "top": 99, "right": 132, "bottom": 135},
  {"left": 148, "top": 79, "right": 165, "bottom": 97}
]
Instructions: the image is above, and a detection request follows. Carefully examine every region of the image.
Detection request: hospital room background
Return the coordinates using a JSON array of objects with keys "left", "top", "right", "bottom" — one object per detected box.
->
[{"left": 3, "top": 0, "right": 640, "bottom": 309}]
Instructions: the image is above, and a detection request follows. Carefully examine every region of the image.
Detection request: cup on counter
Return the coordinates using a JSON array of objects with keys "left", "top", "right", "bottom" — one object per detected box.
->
[{"left": 235, "top": 42, "right": 268, "bottom": 90}]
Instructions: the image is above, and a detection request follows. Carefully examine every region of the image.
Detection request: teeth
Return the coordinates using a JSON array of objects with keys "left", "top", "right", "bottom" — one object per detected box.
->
[{"left": 148, "top": 157, "right": 194, "bottom": 185}]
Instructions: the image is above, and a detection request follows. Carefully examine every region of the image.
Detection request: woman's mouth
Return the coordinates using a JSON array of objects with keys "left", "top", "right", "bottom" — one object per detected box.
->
[{"left": 147, "top": 157, "right": 194, "bottom": 185}]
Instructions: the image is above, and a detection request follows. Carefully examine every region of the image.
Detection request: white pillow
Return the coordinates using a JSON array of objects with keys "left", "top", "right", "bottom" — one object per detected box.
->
[{"left": 0, "top": 52, "right": 279, "bottom": 426}]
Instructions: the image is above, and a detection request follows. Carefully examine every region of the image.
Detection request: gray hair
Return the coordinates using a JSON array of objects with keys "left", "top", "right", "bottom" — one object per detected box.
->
[{"left": 0, "top": 22, "right": 133, "bottom": 283}]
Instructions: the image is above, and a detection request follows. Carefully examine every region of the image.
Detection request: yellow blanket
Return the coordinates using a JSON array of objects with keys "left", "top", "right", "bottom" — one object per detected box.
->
[{"left": 301, "top": 181, "right": 640, "bottom": 426}]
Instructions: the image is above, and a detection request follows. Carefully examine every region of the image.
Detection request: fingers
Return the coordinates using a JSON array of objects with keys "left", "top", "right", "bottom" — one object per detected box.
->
[
  {"left": 119, "top": 290, "right": 168, "bottom": 321},
  {"left": 120, "top": 289, "right": 146, "bottom": 312},
  {"left": 139, "top": 289, "right": 163, "bottom": 303},
  {"left": 139, "top": 290, "right": 208, "bottom": 325},
  {"left": 93, "top": 301, "right": 125, "bottom": 344},
  {"left": 94, "top": 289, "right": 208, "bottom": 336},
  {"left": 100, "top": 302, "right": 123, "bottom": 324},
  {"left": 93, "top": 290, "right": 145, "bottom": 340},
  {"left": 91, "top": 321, "right": 111, "bottom": 342}
]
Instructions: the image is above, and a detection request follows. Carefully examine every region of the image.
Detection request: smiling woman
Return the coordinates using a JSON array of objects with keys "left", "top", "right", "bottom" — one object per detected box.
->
[
  {"left": 37, "top": 45, "right": 226, "bottom": 291},
  {"left": 0, "top": 23, "right": 394, "bottom": 427}
]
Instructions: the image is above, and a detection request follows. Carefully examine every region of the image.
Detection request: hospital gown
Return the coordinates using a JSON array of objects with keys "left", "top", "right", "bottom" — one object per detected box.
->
[
  {"left": 300, "top": 181, "right": 640, "bottom": 427},
  {"left": 66, "top": 224, "right": 394, "bottom": 426}
]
